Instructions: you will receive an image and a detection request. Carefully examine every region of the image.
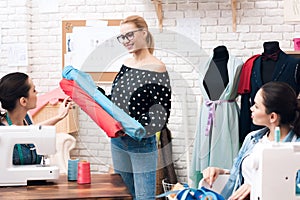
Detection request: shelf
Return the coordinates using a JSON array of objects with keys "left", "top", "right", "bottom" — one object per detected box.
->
[
  {"left": 152, "top": 0, "right": 163, "bottom": 32},
  {"left": 151, "top": 0, "right": 237, "bottom": 32},
  {"left": 286, "top": 51, "right": 300, "bottom": 58},
  {"left": 286, "top": 51, "right": 300, "bottom": 55},
  {"left": 232, "top": 0, "right": 237, "bottom": 32}
]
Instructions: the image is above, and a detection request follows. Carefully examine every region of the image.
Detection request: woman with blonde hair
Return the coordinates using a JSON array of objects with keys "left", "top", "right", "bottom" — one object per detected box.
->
[{"left": 107, "top": 15, "right": 172, "bottom": 199}]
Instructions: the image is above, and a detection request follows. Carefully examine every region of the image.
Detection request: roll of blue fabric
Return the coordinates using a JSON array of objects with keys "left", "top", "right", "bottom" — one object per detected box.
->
[{"left": 62, "top": 65, "right": 146, "bottom": 141}]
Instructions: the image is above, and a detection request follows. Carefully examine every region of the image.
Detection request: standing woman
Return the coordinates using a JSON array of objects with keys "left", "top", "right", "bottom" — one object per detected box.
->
[
  {"left": 110, "top": 15, "right": 172, "bottom": 199},
  {"left": 0, "top": 72, "right": 72, "bottom": 165}
]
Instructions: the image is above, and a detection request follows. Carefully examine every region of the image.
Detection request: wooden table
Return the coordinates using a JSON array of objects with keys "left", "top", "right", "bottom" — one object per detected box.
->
[{"left": 0, "top": 174, "right": 132, "bottom": 200}]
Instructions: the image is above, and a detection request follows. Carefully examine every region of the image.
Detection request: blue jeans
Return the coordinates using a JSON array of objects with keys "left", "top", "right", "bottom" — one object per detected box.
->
[{"left": 111, "top": 135, "right": 157, "bottom": 200}]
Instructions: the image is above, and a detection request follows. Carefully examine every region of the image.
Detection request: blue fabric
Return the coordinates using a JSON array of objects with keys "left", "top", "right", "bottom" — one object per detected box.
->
[
  {"left": 62, "top": 65, "right": 146, "bottom": 141},
  {"left": 111, "top": 135, "right": 157, "bottom": 200},
  {"left": 221, "top": 127, "right": 300, "bottom": 199},
  {"left": 157, "top": 186, "right": 224, "bottom": 200},
  {"left": 195, "top": 187, "right": 225, "bottom": 200}
]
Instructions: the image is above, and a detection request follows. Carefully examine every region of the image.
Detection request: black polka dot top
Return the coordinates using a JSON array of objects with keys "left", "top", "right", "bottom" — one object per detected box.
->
[{"left": 111, "top": 65, "right": 172, "bottom": 136}]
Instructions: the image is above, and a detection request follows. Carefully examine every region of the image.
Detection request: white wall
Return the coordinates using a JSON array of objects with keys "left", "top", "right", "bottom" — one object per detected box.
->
[{"left": 1, "top": 0, "right": 299, "bottom": 183}]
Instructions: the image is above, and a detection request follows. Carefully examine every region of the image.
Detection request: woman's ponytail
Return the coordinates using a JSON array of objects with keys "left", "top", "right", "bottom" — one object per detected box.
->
[{"left": 147, "top": 31, "right": 155, "bottom": 54}]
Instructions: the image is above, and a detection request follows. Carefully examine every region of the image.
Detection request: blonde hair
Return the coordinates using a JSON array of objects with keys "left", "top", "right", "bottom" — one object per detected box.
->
[{"left": 120, "top": 15, "right": 154, "bottom": 54}]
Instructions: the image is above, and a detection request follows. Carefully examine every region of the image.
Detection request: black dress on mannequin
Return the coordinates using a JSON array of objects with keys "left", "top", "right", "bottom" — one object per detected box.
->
[{"left": 203, "top": 45, "right": 229, "bottom": 100}]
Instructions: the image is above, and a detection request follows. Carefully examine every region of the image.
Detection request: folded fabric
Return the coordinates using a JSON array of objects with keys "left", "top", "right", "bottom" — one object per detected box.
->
[
  {"left": 29, "top": 87, "right": 69, "bottom": 116},
  {"left": 62, "top": 65, "right": 146, "bottom": 141},
  {"left": 60, "top": 78, "right": 123, "bottom": 138}
]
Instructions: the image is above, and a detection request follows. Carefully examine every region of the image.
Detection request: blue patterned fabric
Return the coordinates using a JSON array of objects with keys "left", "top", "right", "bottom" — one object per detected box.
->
[{"left": 156, "top": 186, "right": 225, "bottom": 200}]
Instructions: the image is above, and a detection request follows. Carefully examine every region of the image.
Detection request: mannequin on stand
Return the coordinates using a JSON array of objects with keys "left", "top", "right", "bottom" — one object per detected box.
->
[
  {"left": 238, "top": 41, "right": 300, "bottom": 142},
  {"left": 190, "top": 45, "right": 243, "bottom": 187},
  {"left": 203, "top": 45, "right": 229, "bottom": 100},
  {"left": 261, "top": 41, "right": 281, "bottom": 84}
]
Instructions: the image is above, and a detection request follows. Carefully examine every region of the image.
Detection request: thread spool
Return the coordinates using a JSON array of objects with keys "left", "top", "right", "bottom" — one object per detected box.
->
[
  {"left": 293, "top": 38, "right": 300, "bottom": 51},
  {"left": 275, "top": 126, "right": 280, "bottom": 143},
  {"left": 77, "top": 160, "right": 91, "bottom": 184},
  {"left": 68, "top": 158, "right": 79, "bottom": 181}
]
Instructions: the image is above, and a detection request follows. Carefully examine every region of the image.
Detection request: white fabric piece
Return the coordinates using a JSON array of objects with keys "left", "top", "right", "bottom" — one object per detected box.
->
[{"left": 198, "top": 174, "right": 230, "bottom": 193}]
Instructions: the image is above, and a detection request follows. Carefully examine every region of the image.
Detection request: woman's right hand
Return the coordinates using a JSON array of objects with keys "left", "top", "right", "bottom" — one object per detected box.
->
[
  {"left": 57, "top": 96, "right": 72, "bottom": 120},
  {"left": 202, "top": 167, "right": 224, "bottom": 187}
]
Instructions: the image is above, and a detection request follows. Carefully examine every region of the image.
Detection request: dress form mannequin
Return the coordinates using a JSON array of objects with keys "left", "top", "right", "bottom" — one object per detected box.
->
[
  {"left": 190, "top": 47, "right": 243, "bottom": 187},
  {"left": 239, "top": 40, "right": 300, "bottom": 143},
  {"left": 261, "top": 41, "right": 281, "bottom": 84},
  {"left": 203, "top": 46, "right": 229, "bottom": 100}
]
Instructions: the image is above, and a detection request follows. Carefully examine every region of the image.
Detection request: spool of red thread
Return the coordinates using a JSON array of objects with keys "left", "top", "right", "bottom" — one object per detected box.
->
[{"left": 77, "top": 160, "right": 91, "bottom": 184}]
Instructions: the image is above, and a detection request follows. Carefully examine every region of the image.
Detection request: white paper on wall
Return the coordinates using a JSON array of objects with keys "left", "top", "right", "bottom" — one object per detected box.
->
[
  {"left": 284, "top": 0, "right": 300, "bottom": 21},
  {"left": 7, "top": 43, "right": 28, "bottom": 67},
  {"left": 70, "top": 26, "right": 123, "bottom": 72},
  {"left": 64, "top": 33, "right": 75, "bottom": 67}
]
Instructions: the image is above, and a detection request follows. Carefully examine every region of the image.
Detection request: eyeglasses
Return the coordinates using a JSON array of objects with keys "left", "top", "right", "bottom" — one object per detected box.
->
[{"left": 117, "top": 28, "right": 143, "bottom": 43}]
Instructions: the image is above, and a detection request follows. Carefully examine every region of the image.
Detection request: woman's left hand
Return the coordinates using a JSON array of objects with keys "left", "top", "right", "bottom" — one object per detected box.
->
[
  {"left": 57, "top": 96, "right": 73, "bottom": 120},
  {"left": 228, "top": 183, "right": 251, "bottom": 200}
]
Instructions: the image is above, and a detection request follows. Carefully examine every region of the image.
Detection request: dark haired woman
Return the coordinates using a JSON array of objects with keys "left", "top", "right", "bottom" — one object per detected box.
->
[
  {"left": 202, "top": 81, "right": 300, "bottom": 200},
  {"left": 0, "top": 72, "right": 72, "bottom": 165}
]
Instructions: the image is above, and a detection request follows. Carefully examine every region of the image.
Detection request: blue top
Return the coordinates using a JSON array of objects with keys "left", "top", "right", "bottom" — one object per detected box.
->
[{"left": 221, "top": 127, "right": 300, "bottom": 199}]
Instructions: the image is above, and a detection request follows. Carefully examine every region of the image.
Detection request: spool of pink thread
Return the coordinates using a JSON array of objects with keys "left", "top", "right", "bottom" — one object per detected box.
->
[
  {"left": 77, "top": 160, "right": 91, "bottom": 184},
  {"left": 293, "top": 38, "right": 300, "bottom": 51}
]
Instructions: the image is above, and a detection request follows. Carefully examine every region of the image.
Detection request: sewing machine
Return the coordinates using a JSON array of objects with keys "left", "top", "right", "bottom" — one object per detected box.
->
[
  {"left": 0, "top": 125, "right": 59, "bottom": 186},
  {"left": 251, "top": 142, "right": 300, "bottom": 200}
]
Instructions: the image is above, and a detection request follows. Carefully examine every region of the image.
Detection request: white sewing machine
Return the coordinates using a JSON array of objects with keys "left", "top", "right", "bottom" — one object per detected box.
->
[
  {"left": 251, "top": 142, "right": 300, "bottom": 200},
  {"left": 0, "top": 125, "right": 59, "bottom": 186}
]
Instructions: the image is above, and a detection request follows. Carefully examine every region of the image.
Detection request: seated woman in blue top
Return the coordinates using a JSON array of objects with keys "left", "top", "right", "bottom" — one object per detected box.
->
[
  {"left": 202, "top": 81, "right": 300, "bottom": 200},
  {"left": 0, "top": 72, "right": 72, "bottom": 165}
]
